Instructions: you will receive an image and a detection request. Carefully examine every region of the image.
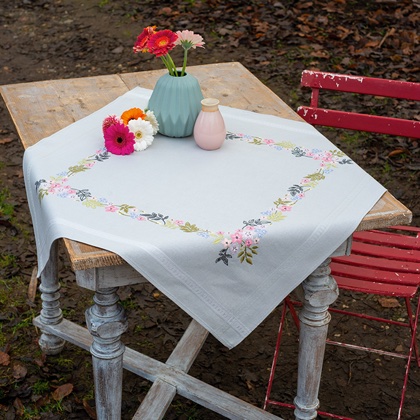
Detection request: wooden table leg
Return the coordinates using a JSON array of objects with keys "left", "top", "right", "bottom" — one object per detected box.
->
[
  {"left": 85, "top": 287, "right": 128, "bottom": 420},
  {"left": 293, "top": 257, "right": 339, "bottom": 420},
  {"left": 38, "top": 240, "right": 66, "bottom": 355}
]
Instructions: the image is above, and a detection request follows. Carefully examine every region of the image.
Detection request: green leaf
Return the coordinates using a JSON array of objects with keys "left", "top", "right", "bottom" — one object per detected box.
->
[
  {"left": 179, "top": 222, "right": 200, "bottom": 233},
  {"left": 267, "top": 212, "right": 286, "bottom": 222},
  {"left": 82, "top": 199, "right": 105, "bottom": 209}
]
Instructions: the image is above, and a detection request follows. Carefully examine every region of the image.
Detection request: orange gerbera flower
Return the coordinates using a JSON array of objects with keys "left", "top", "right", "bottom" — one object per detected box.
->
[{"left": 121, "top": 108, "right": 146, "bottom": 125}]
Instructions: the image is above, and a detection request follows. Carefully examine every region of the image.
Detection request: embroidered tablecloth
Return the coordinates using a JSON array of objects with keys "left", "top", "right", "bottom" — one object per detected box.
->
[{"left": 23, "top": 87, "right": 386, "bottom": 348}]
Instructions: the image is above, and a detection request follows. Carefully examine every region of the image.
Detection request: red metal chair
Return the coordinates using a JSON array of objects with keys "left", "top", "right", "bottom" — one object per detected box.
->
[{"left": 264, "top": 71, "right": 420, "bottom": 419}]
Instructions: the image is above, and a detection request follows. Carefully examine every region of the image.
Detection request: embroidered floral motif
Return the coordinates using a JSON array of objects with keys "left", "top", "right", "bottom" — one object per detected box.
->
[{"left": 35, "top": 132, "right": 352, "bottom": 266}]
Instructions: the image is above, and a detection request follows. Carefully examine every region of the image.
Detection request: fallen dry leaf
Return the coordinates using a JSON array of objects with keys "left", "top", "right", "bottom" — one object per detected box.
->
[
  {"left": 0, "top": 352, "right": 10, "bottom": 366},
  {"left": 13, "top": 398, "right": 25, "bottom": 416},
  {"left": 52, "top": 383, "right": 74, "bottom": 401},
  {"left": 28, "top": 266, "right": 38, "bottom": 303},
  {"left": 378, "top": 297, "right": 401, "bottom": 308},
  {"left": 12, "top": 363, "right": 28, "bottom": 379}
]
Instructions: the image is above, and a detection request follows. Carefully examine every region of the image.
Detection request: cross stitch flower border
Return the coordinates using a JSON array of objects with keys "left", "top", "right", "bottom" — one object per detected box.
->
[{"left": 35, "top": 131, "right": 352, "bottom": 266}]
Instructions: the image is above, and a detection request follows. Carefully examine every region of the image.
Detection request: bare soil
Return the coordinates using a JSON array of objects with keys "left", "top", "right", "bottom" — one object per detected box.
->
[{"left": 0, "top": 1, "right": 419, "bottom": 419}]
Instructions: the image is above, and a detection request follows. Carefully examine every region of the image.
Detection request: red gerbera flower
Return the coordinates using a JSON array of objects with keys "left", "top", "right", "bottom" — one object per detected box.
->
[
  {"left": 147, "top": 30, "right": 178, "bottom": 57},
  {"left": 133, "top": 26, "right": 156, "bottom": 53},
  {"left": 104, "top": 122, "right": 135, "bottom": 155}
]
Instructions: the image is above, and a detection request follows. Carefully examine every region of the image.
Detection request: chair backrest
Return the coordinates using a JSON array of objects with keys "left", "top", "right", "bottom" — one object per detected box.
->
[{"left": 297, "top": 70, "right": 420, "bottom": 138}]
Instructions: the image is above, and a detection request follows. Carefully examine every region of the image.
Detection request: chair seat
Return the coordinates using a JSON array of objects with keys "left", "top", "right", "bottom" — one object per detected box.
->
[{"left": 333, "top": 274, "right": 418, "bottom": 297}]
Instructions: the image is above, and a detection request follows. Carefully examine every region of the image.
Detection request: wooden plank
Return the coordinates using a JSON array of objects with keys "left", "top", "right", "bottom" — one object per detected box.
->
[
  {"left": 34, "top": 317, "right": 282, "bottom": 420},
  {"left": 0, "top": 74, "right": 128, "bottom": 148},
  {"left": 356, "top": 193, "right": 412, "bottom": 232},
  {"left": 75, "top": 264, "right": 148, "bottom": 291},
  {"left": 132, "top": 378, "right": 176, "bottom": 420}
]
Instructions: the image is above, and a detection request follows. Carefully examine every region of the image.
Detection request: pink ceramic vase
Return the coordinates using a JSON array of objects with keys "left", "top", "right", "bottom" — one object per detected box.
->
[{"left": 193, "top": 98, "right": 226, "bottom": 150}]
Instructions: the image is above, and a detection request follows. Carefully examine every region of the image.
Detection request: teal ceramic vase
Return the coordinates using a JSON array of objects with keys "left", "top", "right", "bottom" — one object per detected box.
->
[{"left": 148, "top": 72, "right": 204, "bottom": 138}]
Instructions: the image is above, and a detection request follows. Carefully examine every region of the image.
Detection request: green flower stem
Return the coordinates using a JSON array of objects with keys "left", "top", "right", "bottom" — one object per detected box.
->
[
  {"left": 166, "top": 53, "right": 179, "bottom": 76},
  {"left": 160, "top": 55, "right": 175, "bottom": 76},
  {"left": 181, "top": 49, "right": 188, "bottom": 76}
]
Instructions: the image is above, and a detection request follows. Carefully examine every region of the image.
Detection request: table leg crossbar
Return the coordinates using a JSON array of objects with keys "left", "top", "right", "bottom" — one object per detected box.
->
[{"left": 33, "top": 316, "right": 281, "bottom": 420}]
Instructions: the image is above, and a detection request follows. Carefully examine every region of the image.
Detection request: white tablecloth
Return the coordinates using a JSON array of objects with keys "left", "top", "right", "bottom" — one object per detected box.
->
[{"left": 23, "top": 87, "right": 386, "bottom": 348}]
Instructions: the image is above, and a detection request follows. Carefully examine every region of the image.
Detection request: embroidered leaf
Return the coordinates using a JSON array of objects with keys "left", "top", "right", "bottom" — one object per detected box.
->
[
  {"left": 68, "top": 165, "right": 89, "bottom": 176},
  {"left": 288, "top": 184, "right": 304, "bottom": 196},
  {"left": 242, "top": 218, "right": 271, "bottom": 228},
  {"left": 225, "top": 131, "right": 241, "bottom": 141},
  {"left": 215, "top": 248, "right": 232, "bottom": 265},
  {"left": 273, "top": 198, "right": 293, "bottom": 207},
  {"left": 93, "top": 151, "right": 110, "bottom": 162},
  {"left": 211, "top": 233, "right": 225, "bottom": 244},
  {"left": 267, "top": 212, "right": 286, "bottom": 222},
  {"left": 339, "top": 158, "right": 353, "bottom": 165},
  {"left": 163, "top": 220, "right": 178, "bottom": 229},
  {"left": 35, "top": 179, "right": 46, "bottom": 191},
  {"left": 140, "top": 212, "right": 169, "bottom": 224},
  {"left": 305, "top": 171, "right": 326, "bottom": 181},
  {"left": 38, "top": 189, "right": 48, "bottom": 201},
  {"left": 179, "top": 222, "right": 199, "bottom": 233},
  {"left": 119, "top": 204, "right": 135, "bottom": 214},
  {"left": 250, "top": 246, "right": 258, "bottom": 255},
  {"left": 75, "top": 189, "right": 91, "bottom": 201},
  {"left": 250, "top": 137, "right": 263, "bottom": 145},
  {"left": 276, "top": 141, "right": 295, "bottom": 149},
  {"left": 291, "top": 147, "right": 307, "bottom": 157},
  {"left": 82, "top": 199, "right": 105, "bottom": 209}
]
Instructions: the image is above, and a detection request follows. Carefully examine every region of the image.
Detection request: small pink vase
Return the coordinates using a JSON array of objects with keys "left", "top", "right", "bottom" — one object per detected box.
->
[{"left": 193, "top": 98, "right": 226, "bottom": 151}]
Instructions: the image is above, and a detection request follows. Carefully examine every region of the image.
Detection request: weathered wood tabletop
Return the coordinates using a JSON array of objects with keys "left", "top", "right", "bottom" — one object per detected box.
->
[{"left": 0, "top": 62, "right": 413, "bottom": 420}]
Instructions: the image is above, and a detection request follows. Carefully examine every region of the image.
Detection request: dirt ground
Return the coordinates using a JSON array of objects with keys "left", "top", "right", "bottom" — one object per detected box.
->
[{"left": 0, "top": 0, "right": 419, "bottom": 419}]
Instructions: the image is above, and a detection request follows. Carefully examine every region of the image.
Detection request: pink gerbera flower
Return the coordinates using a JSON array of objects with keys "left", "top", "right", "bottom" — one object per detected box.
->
[
  {"left": 147, "top": 30, "right": 178, "bottom": 57},
  {"left": 175, "top": 30, "right": 205, "bottom": 50},
  {"left": 104, "top": 122, "right": 135, "bottom": 155},
  {"left": 102, "top": 114, "right": 120, "bottom": 134}
]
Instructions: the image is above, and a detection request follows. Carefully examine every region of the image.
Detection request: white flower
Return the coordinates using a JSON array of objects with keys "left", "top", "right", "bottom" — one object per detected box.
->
[
  {"left": 128, "top": 119, "right": 154, "bottom": 151},
  {"left": 145, "top": 110, "right": 159, "bottom": 135}
]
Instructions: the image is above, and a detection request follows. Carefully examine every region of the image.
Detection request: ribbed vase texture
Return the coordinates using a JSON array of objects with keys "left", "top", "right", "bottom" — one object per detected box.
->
[{"left": 148, "top": 73, "right": 204, "bottom": 138}]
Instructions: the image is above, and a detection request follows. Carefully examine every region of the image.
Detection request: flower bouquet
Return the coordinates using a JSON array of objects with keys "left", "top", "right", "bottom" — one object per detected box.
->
[
  {"left": 102, "top": 107, "right": 159, "bottom": 155},
  {"left": 133, "top": 26, "right": 206, "bottom": 137},
  {"left": 133, "top": 26, "right": 205, "bottom": 76}
]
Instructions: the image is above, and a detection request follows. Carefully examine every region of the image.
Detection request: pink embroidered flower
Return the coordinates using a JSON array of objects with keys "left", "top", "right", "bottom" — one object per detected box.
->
[
  {"left": 230, "top": 230, "right": 243, "bottom": 243},
  {"left": 301, "top": 178, "right": 310, "bottom": 184},
  {"left": 174, "top": 220, "right": 184, "bottom": 225},
  {"left": 263, "top": 139, "right": 275, "bottom": 145},
  {"left": 223, "top": 238, "right": 232, "bottom": 248},
  {"left": 105, "top": 205, "right": 119, "bottom": 212},
  {"left": 245, "top": 239, "right": 253, "bottom": 247},
  {"left": 279, "top": 205, "right": 293, "bottom": 212},
  {"left": 104, "top": 122, "right": 135, "bottom": 155}
]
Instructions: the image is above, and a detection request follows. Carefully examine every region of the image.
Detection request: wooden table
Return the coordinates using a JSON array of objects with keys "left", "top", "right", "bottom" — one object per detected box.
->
[{"left": 1, "top": 62, "right": 412, "bottom": 420}]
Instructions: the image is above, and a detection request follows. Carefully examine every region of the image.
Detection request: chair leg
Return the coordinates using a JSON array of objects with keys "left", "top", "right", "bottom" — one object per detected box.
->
[
  {"left": 264, "top": 300, "right": 289, "bottom": 410},
  {"left": 398, "top": 295, "right": 420, "bottom": 420}
]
